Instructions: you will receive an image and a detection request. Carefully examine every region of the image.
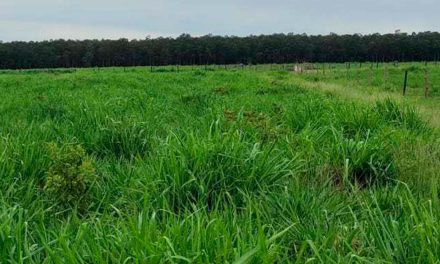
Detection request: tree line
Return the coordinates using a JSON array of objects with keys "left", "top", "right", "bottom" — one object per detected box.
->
[{"left": 1, "top": 32, "right": 440, "bottom": 69}]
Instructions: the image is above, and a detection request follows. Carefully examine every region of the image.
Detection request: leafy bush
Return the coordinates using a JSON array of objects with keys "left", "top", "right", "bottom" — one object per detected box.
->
[{"left": 44, "top": 143, "right": 95, "bottom": 206}]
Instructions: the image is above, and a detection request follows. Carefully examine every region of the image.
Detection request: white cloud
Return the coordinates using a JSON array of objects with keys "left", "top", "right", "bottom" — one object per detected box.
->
[
  {"left": 0, "top": 20, "right": 171, "bottom": 41},
  {"left": 0, "top": 0, "right": 439, "bottom": 41}
]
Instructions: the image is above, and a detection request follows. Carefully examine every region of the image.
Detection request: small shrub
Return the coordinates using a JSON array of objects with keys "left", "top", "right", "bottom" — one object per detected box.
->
[{"left": 44, "top": 143, "right": 95, "bottom": 207}]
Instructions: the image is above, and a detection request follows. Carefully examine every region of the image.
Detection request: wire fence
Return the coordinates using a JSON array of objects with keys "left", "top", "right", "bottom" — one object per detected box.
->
[{"left": 1, "top": 62, "right": 439, "bottom": 97}]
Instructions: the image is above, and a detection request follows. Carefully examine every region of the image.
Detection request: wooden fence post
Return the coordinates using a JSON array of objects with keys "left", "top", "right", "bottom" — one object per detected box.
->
[
  {"left": 384, "top": 65, "right": 389, "bottom": 87},
  {"left": 403, "top": 70, "right": 408, "bottom": 96},
  {"left": 424, "top": 69, "right": 430, "bottom": 98}
]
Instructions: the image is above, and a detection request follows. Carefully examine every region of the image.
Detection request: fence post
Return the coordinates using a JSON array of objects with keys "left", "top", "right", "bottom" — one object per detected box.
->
[
  {"left": 424, "top": 69, "right": 430, "bottom": 98},
  {"left": 403, "top": 70, "right": 408, "bottom": 96},
  {"left": 384, "top": 65, "right": 389, "bottom": 87}
]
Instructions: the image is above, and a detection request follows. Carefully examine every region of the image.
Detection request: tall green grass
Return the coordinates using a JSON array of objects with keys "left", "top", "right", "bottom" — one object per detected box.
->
[{"left": 0, "top": 66, "right": 439, "bottom": 263}]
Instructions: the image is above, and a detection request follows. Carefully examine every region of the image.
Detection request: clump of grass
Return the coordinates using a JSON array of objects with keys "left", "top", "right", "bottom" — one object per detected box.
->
[
  {"left": 151, "top": 123, "right": 294, "bottom": 212},
  {"left": 304, "top": 75, "right": 321, "bottom": 82},
  {"left": 333, "top": 104, "right": 381, "bottom": 138},
  {"left": 193, "top": 69, "right": 207, "bottom": 76},
  {"left": 243, "top": 111, "right": 267, "bottom": 125},
  {"left": 44, "top": 143, "right": 96, "bottom": 208},
  {"left": 405, "top": 65, "right": 422, "bottom": 72},
  {"left": 327, "top": 131, "right": 397, "bottom": 188},
  {"left": 212, "top": 86, "right": 230, "bottom": 95},
  {"left": 93, "top": 121, "right": 150, "bottom": 160},
  {"left": 153, "top": 67, "right": 177, "bottom": 73},
  {"left": 374, "top": 99, "right": 427, "bottom": 131},
  {"left": 32, "top": 96, "right": 67, "bottom": 121},
  {"left": 224, "top": 109, "right": 236, "bottom": 122},
  {"left": 256, "top": 86, "right": 293, "bottom": 95},
  {"left": 285, "top": 95, "right": 330, "bottom": 132},
  {"left": 222, "top": 109, "right": 287, "bottom": 143},
  {"left": 180, "top": 93, "right": 212, "bottom": 114}
]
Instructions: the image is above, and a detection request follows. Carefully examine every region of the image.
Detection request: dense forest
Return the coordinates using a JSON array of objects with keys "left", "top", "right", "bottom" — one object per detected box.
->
[{"left": 1, "top": 32, "right": 440, "bottom": 69}]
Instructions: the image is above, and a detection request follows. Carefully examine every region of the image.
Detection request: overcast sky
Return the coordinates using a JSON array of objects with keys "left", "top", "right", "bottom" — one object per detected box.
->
[{"left": 1, "top": 0, "right": 439, "bottom": 42}]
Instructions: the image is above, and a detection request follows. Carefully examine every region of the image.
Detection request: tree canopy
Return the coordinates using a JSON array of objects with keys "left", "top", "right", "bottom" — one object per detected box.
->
[{"left": 1, "top": 32, "right": 439, "bottom": 69}]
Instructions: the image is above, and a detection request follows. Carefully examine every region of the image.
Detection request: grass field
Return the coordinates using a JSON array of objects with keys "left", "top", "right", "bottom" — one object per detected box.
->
[{"left": 0, "top": 63, "right": 439, "bottom": 263}]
